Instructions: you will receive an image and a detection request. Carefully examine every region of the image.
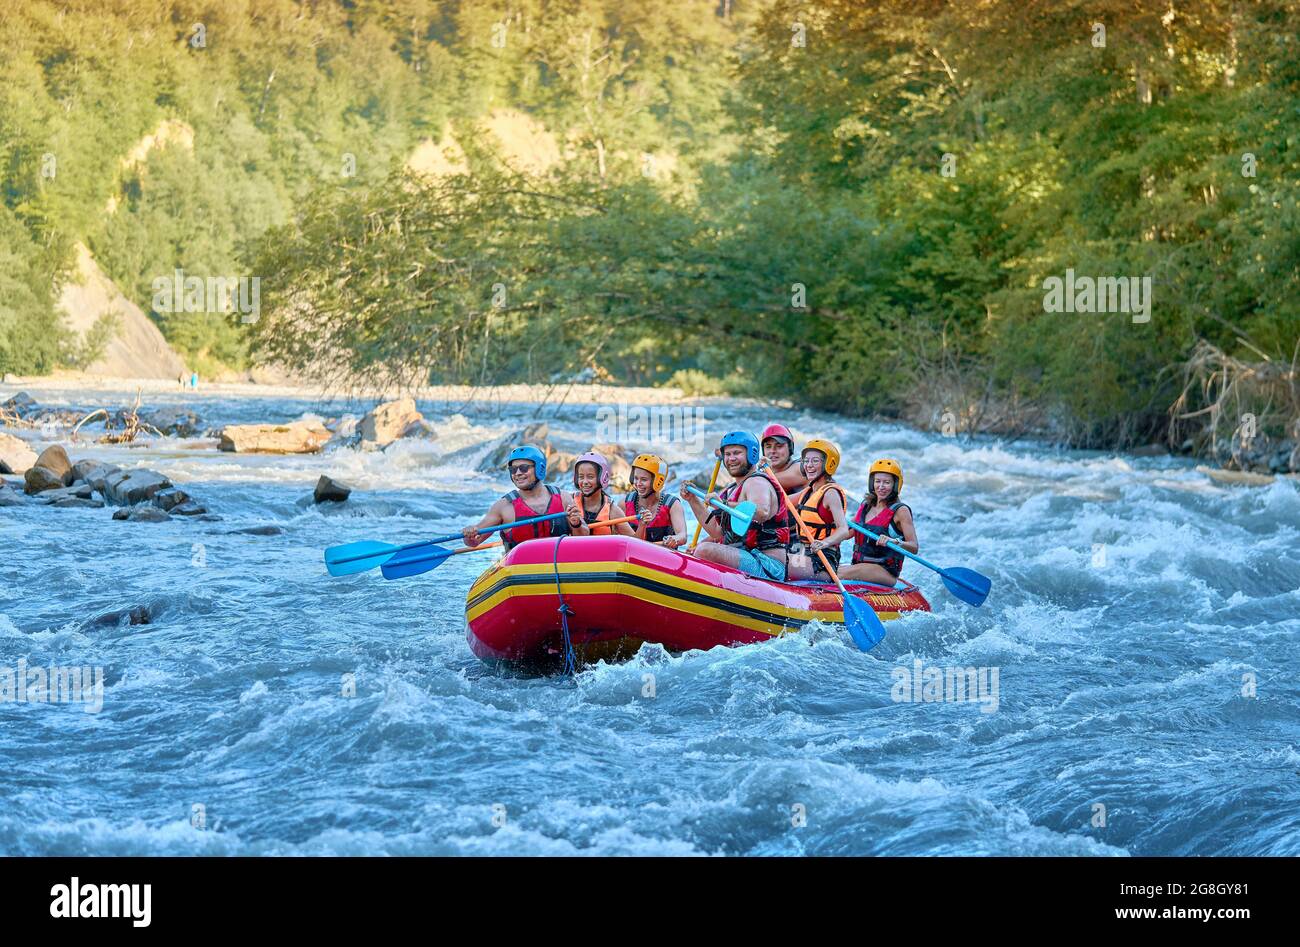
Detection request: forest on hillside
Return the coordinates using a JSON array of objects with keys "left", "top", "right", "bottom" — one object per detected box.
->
[{"left": 1, "top": 1, "right": 1297, "bottom": 454}]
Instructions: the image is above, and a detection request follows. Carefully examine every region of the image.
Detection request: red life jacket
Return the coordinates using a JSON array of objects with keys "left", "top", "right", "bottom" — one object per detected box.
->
[
  {"left": 502, "top": 485, "right": 568, "bottom": 550},
  {"left": 623, "top": 492, "right": 679, "bottom": 543},
  {"left": 851, "top": 501, "right": 909, "bottom": 573},
  {"left": 581, "top": 491, "right": 616, "bottom": 535},
  {"left": 711, "top": 468, "right": 792, "bottom": 552}
]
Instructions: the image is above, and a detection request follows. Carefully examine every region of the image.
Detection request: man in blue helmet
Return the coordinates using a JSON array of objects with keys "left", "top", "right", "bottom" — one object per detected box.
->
[
  {"left": 679, "top": 431, "right": 794, "bottom": 581},
  {"left": 462, "top": 445, "right": 574, "bottom": 551}
]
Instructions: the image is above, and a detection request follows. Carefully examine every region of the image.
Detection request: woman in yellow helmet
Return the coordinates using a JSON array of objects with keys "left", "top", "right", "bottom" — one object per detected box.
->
[
  {"left": 835, "top": 458, "right": 918, "bottom": 587},
  {"left": 786, "top": 439, "right": 850, "bottom": 581},
  {"left": 622, "top": 453, "right": 688, "bottom": 548}
]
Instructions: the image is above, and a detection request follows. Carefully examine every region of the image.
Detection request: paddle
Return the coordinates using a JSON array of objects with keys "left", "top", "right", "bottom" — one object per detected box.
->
[
  {"left": 759, "top": 462, "right": 886, "bottom": 651},
  {"left": 364, "top": 540, "right": 499, "bottom": 579},
  {"left": 844, "top": 520, "right": 991, "bottom": 607},
  {"left": 379, "top": 514, "right": 641, "bottom": 580},
  {"left": 323, "top": 510, "right": 568, "bottom": 577},
  {"left": 683, "top": 484, "right": 756, "bottom": 537},
  {"left": 687, "top": 457, "right": 722, "bottom": 552}
]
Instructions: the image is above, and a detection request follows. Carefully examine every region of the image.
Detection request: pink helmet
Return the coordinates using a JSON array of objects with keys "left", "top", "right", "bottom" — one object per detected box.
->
[
  {"left": 760, "top": 423, "right": 795, "bottom": 450},
  {"left": 572, "top": 451, "right": 612, "bottom": 489}
]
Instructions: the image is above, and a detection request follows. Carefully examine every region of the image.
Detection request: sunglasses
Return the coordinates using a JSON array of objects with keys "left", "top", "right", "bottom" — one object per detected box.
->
[{"left": 509, "top": 463, "right": 534, "bottom": 476}]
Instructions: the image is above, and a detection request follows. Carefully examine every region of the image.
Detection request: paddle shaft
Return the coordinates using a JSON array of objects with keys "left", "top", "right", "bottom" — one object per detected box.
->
[
  {"left": 384, "top": 513, "right": 642, "bottom": 574},
  {"left": 844, "top": 520, "right": 930, "bottom": 569},
  {"left": 683, "top": 484, "right": 748, "bottom": 523},
  {"left": 328, "top": 510, "right": 568, "bottom": 567},
  {"left": 688, "top": 458, "right": 722, "bottom": 552},
  {"left": 844, "top": 517, "right": 990, "bottom": 603}
]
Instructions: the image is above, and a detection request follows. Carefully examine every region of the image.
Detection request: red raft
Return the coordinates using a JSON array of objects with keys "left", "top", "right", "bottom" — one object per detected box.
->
[{"left": 465, "top": 534, "right": 929, "bottom": 671}]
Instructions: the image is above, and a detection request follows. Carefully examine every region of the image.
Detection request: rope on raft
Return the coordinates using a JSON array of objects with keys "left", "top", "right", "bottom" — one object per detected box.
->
[{"left": 552, "top": 534, "right": 578, "bottom": 675}]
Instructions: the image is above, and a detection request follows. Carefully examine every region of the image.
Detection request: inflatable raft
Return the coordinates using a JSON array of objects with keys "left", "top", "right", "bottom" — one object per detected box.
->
[{"left": 465, "top": 534, "right": 930, "bottom": 671}]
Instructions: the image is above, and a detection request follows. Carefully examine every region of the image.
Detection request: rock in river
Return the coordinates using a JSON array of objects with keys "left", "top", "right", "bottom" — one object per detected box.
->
[
  {"left": 359, "top": 398, "right": 423, "bottom": 449},
  {"left": 313, "top": 475, "right": 353, "bottom": 504},
  {"left": 112, "top": 506, "right": 171, "bottom": 523},
  {"left": 24, "top": 445, "right": 74, "bottom": 493},
  {"left": 219, "top": 421, "right": 331, "bottom": 454},
  {"left": 0, "top": 433, "right": 37, "bottom": 475},
  {"left": 102, "top": 469, "right": 172, "bottom": 506},
  {"left": 145, "top": 407, "right": 204, "bottom": 437},
  {"left": 24, "top": 465, "right": 67, "bottom": 495},
  {"left": 151, "top": 488, "right": 192, "bottom": 512}
]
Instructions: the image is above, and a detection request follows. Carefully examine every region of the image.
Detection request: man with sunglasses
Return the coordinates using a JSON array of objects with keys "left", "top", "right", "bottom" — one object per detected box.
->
[{"left": 462, "top": 446, "right": 574, "bottom": 551}]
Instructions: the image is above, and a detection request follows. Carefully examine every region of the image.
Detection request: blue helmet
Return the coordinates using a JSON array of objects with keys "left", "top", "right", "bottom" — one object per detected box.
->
[
  {"left": 505, "top": 445, "right": 547, "bottom": 482},
  {"left": 720, "top": 431, "right": 760, "bottom": 467}
]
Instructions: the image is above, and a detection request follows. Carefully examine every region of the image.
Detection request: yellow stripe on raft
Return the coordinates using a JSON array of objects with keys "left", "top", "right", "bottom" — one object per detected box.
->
[{"left": 465, "top": 559, "right": 904, "bottom": 637}]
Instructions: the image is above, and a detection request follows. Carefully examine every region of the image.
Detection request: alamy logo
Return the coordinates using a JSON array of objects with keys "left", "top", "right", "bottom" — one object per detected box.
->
[
  {"left": 1042, "top": 268, "right": 1151, "bottom": 323},
  {"left": 0, "top": 660, "right": 103, "bottom": 713},
  {"left": 595, "top": 404, "right": 708, "bottom": 452},
  {"left": 50, "top": 878, "right": 151, "bottom": 927},
  {"left": 151, "top": 268, "right": 261, "bottom": 323},
  {"left": 891, "top": 659, "right": 1000, "bottom": 713}
]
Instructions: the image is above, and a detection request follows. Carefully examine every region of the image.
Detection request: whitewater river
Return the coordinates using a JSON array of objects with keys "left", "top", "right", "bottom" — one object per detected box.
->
[{"left": 2, "top": 384, "right": 1297, "bottom": 856}]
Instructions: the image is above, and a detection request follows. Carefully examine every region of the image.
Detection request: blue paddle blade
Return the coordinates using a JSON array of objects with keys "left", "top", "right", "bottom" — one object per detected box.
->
[
  {"left": 380, "top": 543, "right": 457, "bottom": 580},
  {"left": 841, "top": 593, "right": 887, "bottom": 651},
  {"left": 324, "top": 540, "right": 401, "bottom": 576},
  {"left": 940, "top": 567, "right": 991, "bottom": 607},
  {"left": 727, "top": 501, "right": 757, "bottom": 537}
]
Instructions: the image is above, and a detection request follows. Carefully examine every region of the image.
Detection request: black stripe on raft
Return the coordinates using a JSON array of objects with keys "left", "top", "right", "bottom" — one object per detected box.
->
[{"left": 467, "top": 569, "right": 812, "bottom": 630}]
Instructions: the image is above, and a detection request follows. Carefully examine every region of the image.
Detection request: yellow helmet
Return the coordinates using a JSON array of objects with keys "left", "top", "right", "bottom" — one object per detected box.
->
[
  {"left": 868, "top": 458, "right": 903, "bottom": 493},
  {"left": 801, "top": 438, "right": 841, "bottom": 476},
  {"left": 631, "top": 453, "right": 668, "bottom": 492}
]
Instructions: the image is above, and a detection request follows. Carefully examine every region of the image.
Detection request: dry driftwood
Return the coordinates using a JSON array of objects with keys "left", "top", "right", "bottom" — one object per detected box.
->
[{"left": 70, "top": 388, "right": 163, "bottom": 444}]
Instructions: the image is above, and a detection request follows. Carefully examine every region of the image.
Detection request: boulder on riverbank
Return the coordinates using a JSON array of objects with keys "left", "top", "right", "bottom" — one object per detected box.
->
[
  {"left": 0, "top": 433, "right": 37, "bottom": 475},
  {"left": 219, "top": 421, "right": 331, "bottom": 454}
]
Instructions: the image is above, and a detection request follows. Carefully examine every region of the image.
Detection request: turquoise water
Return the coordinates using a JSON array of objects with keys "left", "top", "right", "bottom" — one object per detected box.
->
[{"left": 2, "top": 385, "right": 1298, "bottom": 855}]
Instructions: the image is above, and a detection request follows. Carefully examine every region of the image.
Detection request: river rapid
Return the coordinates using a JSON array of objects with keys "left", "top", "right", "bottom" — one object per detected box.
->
[{"left": 2, "top": 384, "right": 1297, "bottom": 856}]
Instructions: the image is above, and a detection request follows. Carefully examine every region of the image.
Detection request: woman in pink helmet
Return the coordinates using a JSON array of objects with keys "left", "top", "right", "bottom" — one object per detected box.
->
[
  {"left": 566, "top": 451, "right": 632, "bottom": 536},
  {"left": 761, "top": 423, "right": 808, "bottom": 493}
]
